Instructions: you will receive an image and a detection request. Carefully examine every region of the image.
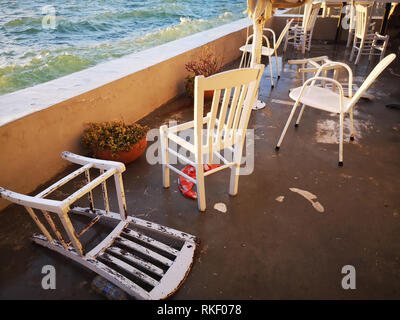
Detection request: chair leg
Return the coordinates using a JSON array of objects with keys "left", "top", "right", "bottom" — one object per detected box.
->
[
  {"left": 268, "top": 55, "right": 274, "bottom": 87},
  {"left": 196, "top": 163, "right": 206, "bottom": 211},
  {"left": 284, "top": 33, "right": 289, "bottom": 52},
  {"left": 355, "top": 39, "right": 364, "bottom": 65},
  {"left": 349, "top": 108, "right": 355, "bottom": 141},
  {"left": 295, "top": 104, "right": 306, "bottom": 127},
  {"left": 160, "top": 126, "right": 170, "bottom": 188},
  {"left": 302, "top": 34, "right": 306, "bottom": 55},
  {"left": 276, "top": 101, "right": 301, "bottom": 150},
  {"left": 275, "top": 51, "right": 280, "bottom": 79},
  {"left": 338, "top": 112, "right": 344, "bottom": 166},
  {"left": 229, "top": 141, "right": 242, "bottom": 196}
]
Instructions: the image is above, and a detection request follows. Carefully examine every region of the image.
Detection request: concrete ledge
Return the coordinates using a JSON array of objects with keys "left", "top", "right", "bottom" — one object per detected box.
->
[{"left": 0, "top": 18, "right": 253, "bottom": 210}]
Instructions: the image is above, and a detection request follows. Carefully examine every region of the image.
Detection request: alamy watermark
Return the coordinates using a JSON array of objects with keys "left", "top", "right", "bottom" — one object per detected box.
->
[
  {"left": 145, "top": 122, "right": 255, "bottom": 176},
  {"left": 41, "top": 265, "right": 56, "bottom": 290},
  {"left": 341, "top": 265, "right": 356, "bottom": 290}
]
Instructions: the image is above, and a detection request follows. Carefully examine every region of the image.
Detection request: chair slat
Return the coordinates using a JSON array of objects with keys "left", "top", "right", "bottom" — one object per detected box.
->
[
  {"left": 107, "top": 246, "right": 165, "bottom": 277},
  {"left": 122, "top": 228, "right": 179, "bottom": 256},
  {"left": 116, "top": 236, "right": 174, "bottom": 267},
  {"left": 101, "top": 252, "right": 159, "bottom": 287}
]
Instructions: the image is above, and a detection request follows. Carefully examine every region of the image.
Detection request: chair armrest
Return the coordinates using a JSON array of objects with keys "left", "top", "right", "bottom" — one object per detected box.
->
[
  {"left": 299, "top": 76, "right": 345, "bottom": 112},
  {"left": 61, "top": 151, "right": 126, "bottom": 173},
  {"left": 315, "top": 61, "right": 353, "bottom": 97},
  {"left": 263, "top": 28, "right": 276, "bottom": 49}
]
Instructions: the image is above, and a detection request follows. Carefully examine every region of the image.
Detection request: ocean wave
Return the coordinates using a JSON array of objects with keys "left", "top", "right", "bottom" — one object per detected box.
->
[
  {"left": 0, "top": 0, "right": 245, "bottom": 96},
  {"left": 136, "top": 11, "right": 241, "bottom": 46}
]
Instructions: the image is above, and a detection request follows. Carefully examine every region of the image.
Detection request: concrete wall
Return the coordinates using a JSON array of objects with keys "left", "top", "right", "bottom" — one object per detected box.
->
[{"left": 0, "top": 19, "right": 251, "bottom": 210}]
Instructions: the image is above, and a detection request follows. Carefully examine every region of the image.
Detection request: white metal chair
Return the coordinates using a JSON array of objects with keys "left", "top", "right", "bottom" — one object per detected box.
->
[
  {"left": 160, "top": 65, "right": 264, "bottom": 211},
  {"left": 239, "top": 19, "right": 293, "bottom": 87},
  {"left": 275, "top": 53, "right": 396, "bottom": 166},
  {"left": 284, "top": 1, "right": 322, "bottom": 54},
  {"left": 350, "top": 4, "right": 389, "bottom": 65},
  {"left": 0, "top": 152, "right": 197, "bottom": 300}
]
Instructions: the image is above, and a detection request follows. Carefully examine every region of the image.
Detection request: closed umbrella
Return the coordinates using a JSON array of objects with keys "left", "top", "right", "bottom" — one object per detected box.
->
[{"left": 245, "top": 0, "right": 311, "bottom": 109}]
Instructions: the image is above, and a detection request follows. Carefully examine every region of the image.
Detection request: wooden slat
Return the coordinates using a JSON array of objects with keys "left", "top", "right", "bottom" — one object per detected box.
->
[
  {"left": 62, "top": 168, "right": 117, "bottom": 208},
  {"left": 100, "top": 252, "right": 159, "bottom": 287},
  {"left": 232, "top": 84, "right": 248, "bottom": 132},
  {"left": 70, "top": 207, "right": 198, "bottom": 244},
  {"left": 149, "top": 241, "right": 196, "bottom": 300},
  {"left": 32, "top": 234, "right": 151, "bottom": 300},
  {"left": 122, "top": 228, "right": 179, "bottom": 256},
  {"left": 87, "top": 220, "right": 128, "bottom": 257},
  {"left": 216, "top": 87, "right": 232, "bottom": 144},
  {"left": 35, "top": 163, "right": 93, "bottom": 199},
  {"left": 41, "top": 210, "right": 69, "bottom": 249},
  {"left": 107, "top": 246, "right": 164, "bottom": 277},
  {"left": 225, "top": 86, "right": 241, "bottom": 132},
  {"left": 166, "top": 164, "right": 196, "bottom": 184},
  {"left": 116, "top": 236, "right": 174, "bottom": 267}
]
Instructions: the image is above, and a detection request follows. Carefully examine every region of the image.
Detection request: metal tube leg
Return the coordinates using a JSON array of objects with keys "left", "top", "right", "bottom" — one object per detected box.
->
[
  {"left": 295, "top": 104, "right": 306, "bottom": 127},
  {"left": 275, "top": 51, "right": 280, "bottom": 79},
  {"left": 349, "top": 108, "right": 355, "bottom": 141},
  {"left": 268, "top": 55, "right": 274, "bottom": 87},
  {"left": 338, "top": 112, "right": 344, "bottom": 166},
  {"left": 284, "top": 33, "right": 289, "bottom": 52},
  {"left": 160, "top": 126, "right": 170, "bottom": 188},
  {"left": 196, "top": 163, "right": 206, "bottom": 211},
  {"left": 276, "top": 101, "right": 301, "bottom": 150}
]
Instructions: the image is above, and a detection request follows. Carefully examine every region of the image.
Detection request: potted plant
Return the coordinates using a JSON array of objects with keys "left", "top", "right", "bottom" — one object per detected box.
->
[
  {"left": 82, "top": 121, "right": 149, "bottom": 164},
  {"left": 185, "top": 45, "right": 223, "bottom": 100}
]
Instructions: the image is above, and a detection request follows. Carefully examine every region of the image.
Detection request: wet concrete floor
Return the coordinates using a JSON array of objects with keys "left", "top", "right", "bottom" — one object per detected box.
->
[{"left": 1, "top": 42, "right": 400, "bottom": 299}]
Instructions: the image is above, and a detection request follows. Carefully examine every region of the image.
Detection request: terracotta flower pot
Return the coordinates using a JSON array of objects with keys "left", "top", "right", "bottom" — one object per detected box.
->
[{"left": 95, "top": 138, "right": 147, "bottom": 164}]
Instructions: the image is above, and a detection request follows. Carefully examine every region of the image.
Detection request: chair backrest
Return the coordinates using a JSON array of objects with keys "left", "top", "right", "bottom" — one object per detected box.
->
[
  {"left": 239, "top": 34, "right": 270, "bottom": 68},
  {"left": 349, "top": 53, "right": 396, "bottom": 107},
  {"left": 193, "top": 64, "right": 264, "bottom": 157},
  {"left": 275, "top": 19, "right": 294, "bottom": 50},
  {"left": 354, "top": 4, "right": 371, "bottom": 39},
  {"left": 304, "top": 2, "right": 322, "bottom": 32}
]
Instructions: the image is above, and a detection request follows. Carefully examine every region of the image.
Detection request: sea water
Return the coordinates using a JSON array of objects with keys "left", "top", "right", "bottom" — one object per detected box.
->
[{"left": 0, "top": 0, "right": 245, "bottom": 96}]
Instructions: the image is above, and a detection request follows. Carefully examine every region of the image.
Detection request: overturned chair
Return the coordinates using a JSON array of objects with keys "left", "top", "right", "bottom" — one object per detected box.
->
[{"left": 0, "top": 151, "right": 197, "bottom": 300}]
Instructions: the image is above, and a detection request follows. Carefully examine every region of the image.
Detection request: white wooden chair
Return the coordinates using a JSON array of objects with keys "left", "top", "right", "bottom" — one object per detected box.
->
[
  {"left": 275, "top": 53, "right": 396, "bottom": 166},
  {"left": 239, "top": 19, "right": 293, "bottom": 87},
  {"left": 349, "top": 4, "right": 388, "bottom": 65},
  {"left": 284, "top": 2, "right": 322, "bottom": 55},
  {"left": 321, "top": 0, "right": 343, "bottom": 18},
  {"left": 0, "top": 151, "right": 197, "bottom": 300},
  {"left": 160, "top": 65, "right": 264, "bottom": 211}
]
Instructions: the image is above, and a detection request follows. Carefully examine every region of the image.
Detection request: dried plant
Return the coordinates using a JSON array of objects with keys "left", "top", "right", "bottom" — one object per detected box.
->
[{"left": 185, "top": 45, "right": 223, "bottom": 78}]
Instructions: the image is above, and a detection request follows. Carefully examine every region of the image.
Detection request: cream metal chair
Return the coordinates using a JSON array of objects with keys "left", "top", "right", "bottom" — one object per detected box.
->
[
  {"left": 275, "top": 53, "right": 396, "bottom": 166},
  {"left": 160, "top": 65, "right": 264, "bottom": 211},
  {"left": 239, "top": 19, "right": 293, "bottom": 87},
  {"left": 284, "top": 1, "right": 322, "bottom": 55},
  {"left": 350, "top": 4, "right": 388, "bottom": 65},
  {"left": 0, "top": 152, "right": 197, "bottom": 300}
]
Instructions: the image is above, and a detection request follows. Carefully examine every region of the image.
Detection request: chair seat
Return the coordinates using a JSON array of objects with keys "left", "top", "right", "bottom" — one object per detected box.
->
[
  {"left": 289, "top": 86, "right": 352, "bottom": 114},
  {"left": 240, "top": 44, "right": 274, "bottom": 57}
]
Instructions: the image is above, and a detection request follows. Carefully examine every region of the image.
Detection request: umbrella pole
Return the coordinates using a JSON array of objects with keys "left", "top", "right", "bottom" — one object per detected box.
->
[{"left": 251, "top": 16, "right": 267, "bottom": 110}]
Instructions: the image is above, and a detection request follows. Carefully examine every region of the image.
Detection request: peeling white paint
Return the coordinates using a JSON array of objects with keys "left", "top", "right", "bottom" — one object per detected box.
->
[
  {"left": 214, "top": 202, "right": 227, "bottom": 213},
  {"left": 289, "top": 187, "right": 325, "bottom": 213},
  {"left": 315, "top": 118, "right": 372, "bottom": 144}
]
